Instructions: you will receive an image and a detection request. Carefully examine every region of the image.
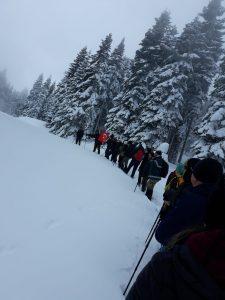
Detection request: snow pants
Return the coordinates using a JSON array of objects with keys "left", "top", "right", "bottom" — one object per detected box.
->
[
  {"left": 76, "top": 136, "right": 82, "bottom": 145},
  {"left": 93, "top": 141, "right": 101, "bottom": 154},
  {"left": 145, "top": 178, "right": 160, "bottom": 200},
  {"left": 126, "top": 159, "right": 140, "bottom": 178}
]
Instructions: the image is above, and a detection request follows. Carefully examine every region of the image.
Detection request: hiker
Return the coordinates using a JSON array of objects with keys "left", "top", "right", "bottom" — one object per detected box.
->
[
  {"left": 155, "top": 158, "right": 223, "bottom": 246},
  {"left": 126, "top": 143, "right": 145, "bottom": 178},
  {"left": 91, "top": 130, "right": 109, "bottom": 155},
  {"left": 123, "top": 142, "right": 135, "bottom": 171},
  {"left": 126, "top": 174, "right": 225, "bottom": 300},
  {"left": 76, "top": 128, "right": 84, "bottom": 145},
  {"left": 145, "top": 150, "right": 169, "bottom": 200},
  {"left": 118, "top": 142, "right": 126, "bottom": 169},
  {"left": 161, "top": 158, "right": 201, "bottom": 218},
  {"left": 105, "top": 134, "right": 115, "bottom": 159},
  {"left": 90, "top": 131, "right": 101, "bottom": 154},
  {"left": 137, "top": 149, "right": 154, "bottom": 192},
  {"left": 111, "top": 139, "right": 120, "bottom": 163}
]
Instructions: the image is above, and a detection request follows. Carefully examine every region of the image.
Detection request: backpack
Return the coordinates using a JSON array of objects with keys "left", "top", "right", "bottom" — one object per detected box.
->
[
  {"left": 135, "top": 148, "right": 145, "bottom": 162},
  {"left": 98, "top": 132, "right": 109, "bottom": 144},
  {"left": 160, "top": 159, "right": 169, "bottom": 178}
]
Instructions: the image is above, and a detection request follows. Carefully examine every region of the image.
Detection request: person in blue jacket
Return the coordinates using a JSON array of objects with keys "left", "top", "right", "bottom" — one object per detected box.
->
[{"left": 155, "top": 158, "right": 223, "bottom": 246}]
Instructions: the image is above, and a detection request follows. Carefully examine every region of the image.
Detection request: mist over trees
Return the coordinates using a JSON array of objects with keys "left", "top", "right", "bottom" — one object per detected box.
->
[
  {"left": 15, "top": 0, "right": 225, "bottom": 164},
  {"left": 0, "top": 70, "right": 28, "bottom": 116}
]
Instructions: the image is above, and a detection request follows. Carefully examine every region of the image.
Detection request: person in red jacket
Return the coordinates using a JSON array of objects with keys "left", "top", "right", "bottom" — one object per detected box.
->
[
  {"left": 126, "top": 143, "right": 145, "bottom": 178},
  {"left": 91, "top": 130, "right": 109, "bottom": 154}
]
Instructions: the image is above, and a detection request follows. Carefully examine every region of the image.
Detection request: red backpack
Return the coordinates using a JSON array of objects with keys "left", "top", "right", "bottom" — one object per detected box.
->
[
  {"left": 98, "top": 132, "right": 109, "bottom": 144},
  {"left": 135, "top": 149, "right": 145, "bottom": 162}
]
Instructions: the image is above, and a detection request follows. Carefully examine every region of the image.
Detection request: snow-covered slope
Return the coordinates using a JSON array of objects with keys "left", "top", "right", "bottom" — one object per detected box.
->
[{"left": 0, "top": 112, "right": 163, "bottom": 300}]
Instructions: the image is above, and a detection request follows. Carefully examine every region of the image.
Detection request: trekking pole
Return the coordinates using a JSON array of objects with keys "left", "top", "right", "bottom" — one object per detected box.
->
[
  {"left": 134, "top": 183, "right": 138, "bottom": 193},
  {"left": 145, "top": 211, "right": 161, "bottom": 244},
  {"left": 123, "top": 219, "right": 160, "bottom": 296}
]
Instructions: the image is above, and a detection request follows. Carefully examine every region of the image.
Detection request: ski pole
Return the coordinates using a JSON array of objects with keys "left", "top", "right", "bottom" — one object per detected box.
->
[
  {"left": 145, "top": 211, "right": 161, "bottom": 244},
  {"left": 123, "top": 220, "right": 160, "bottom": 296}
]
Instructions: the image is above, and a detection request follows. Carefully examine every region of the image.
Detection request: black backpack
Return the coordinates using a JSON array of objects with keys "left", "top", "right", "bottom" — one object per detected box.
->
[{"left": 160, "top": 159, "right": 169, "bottom": 178}]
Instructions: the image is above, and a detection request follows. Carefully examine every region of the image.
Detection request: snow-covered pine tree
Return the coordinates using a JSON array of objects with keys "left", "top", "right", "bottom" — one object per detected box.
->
[
  {"left": 38, "top": 79, "right": 56, "bottom": 122},
  {"left": 73, "top": 34, "right": 113, "bottom": 133},
  {"left": 108, "top": 39, "right": 125, "bottom": 104},
  {"left": 200, "top": 0, "right": 225, "bottom": 67},
  {"left": 106, "top": 11, "right": 177, "bottom": 139},
  {"left": 131, "top": 54, "right": 192, "bottom": 149},
  {"left": 41, "top": 82, "right": 56, "bottom": 123},
  {"left": 37, "top": 77, "right": 52, "bottom": 121},
  {"left": 23, "top": 74, "right": 44, "bottom": 118},
  {"left": 175, "top": 0, "right": 225, "bottom": 161},
  {"left": 193, "top": 56, "right": 225, "bottom": 165},
  {"left": 49, "top": 48, "right": 91, "bottom": 137}
]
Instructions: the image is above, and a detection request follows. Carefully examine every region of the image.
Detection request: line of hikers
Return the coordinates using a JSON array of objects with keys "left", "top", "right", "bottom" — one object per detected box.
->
[
  {"left": 76, "top": 128, "right": 225, "bottom": 299},
  {"left": 76, "top": 130, "right": 169, "bottom": 201}
]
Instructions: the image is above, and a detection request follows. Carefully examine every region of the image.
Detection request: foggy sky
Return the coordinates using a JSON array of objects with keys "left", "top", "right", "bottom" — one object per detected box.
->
[{"left": 1, "top": 0, "right": 210, "bottom": 90}]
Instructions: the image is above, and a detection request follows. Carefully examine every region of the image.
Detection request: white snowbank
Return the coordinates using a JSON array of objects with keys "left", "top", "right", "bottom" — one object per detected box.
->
[
  {"left": 18, "top": 116, "right": 46, "bottom": 128},
  {"left": 0, "top": 113, "right": 168, "bottom": 300}
]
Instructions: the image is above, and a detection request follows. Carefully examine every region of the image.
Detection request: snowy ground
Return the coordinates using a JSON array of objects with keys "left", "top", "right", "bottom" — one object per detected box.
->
[{"left": 0, "top": 112, "right": 169, "bottom": 300}]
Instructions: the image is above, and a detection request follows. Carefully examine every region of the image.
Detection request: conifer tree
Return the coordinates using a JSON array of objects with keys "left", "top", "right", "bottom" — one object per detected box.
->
[
  {"left": 193, "top": 56, "right": 225, "bottom": 165},
  {"left": 49, "top": 48, "right": 91, "bottom": 137},
  {"left": 37, "top": 77, "right": 52, "bottom": 120},
  {"left": 131, "top": 55, "right": 192, "bottom": 148},
  {"left": 175, "top": 0, "right": 225, "bottom": 161},
  {"left": 38, "top": 79, "right": 56, "bottom": 122},
  {"left": 23, "top": 74, "right": 44, "bottom": 118},
  {"left": 73, "top": 34, "right": 113, "bottom": 132},
  {"left": 106, "top": 11, "right": 177, "bottom": 139}
]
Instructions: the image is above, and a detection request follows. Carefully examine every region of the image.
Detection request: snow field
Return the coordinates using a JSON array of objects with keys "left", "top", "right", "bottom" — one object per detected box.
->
[{"left": 0, "top": 113, "right": 167, "bottom": 300}]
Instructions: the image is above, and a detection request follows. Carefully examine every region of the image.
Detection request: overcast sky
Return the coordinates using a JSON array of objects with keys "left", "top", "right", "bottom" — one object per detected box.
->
[{"left": 1, "top": 0, "right": 210, "bottom": 90}]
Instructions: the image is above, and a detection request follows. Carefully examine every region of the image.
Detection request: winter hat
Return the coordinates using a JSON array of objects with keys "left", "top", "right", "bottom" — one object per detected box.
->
[
  {"left": 186, "top": 158, "right": 201, "bottom": 173},
  {"left": 176, "top": 163, "right": 185, "bottom": 177},
  {"left": 193, "top": 158, "right": 223, "bottom": 184}
]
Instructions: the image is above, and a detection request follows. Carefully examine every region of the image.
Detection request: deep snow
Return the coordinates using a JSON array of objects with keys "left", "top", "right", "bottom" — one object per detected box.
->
[{"left": 0, "top": 112, "right": 167, "bottom": 300}]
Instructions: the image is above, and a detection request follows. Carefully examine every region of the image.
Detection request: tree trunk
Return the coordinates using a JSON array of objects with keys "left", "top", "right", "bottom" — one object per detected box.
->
[
  {"left": 178, "top": 118, "right": 193, "bottom": 163},
  {"left": 168, "top": 128, "right": 181, "bottom": 163}
]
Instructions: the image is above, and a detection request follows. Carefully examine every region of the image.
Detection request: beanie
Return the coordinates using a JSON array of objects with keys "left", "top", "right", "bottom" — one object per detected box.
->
[
  {"left": 176, "top": 163, "right": 185, "bottom": 177},
  {"left": 193, "top": 158, "right": 223, "bottom": 184}
]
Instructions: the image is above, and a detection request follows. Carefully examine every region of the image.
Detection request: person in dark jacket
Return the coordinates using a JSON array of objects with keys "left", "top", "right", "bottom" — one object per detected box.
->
[
  {"left": 105, "top": 134, "right": 115, "bottom": 159},
  {"left": 161, "top": 158, "right": 200, "bottom": 219},
  {"left": 123, "top": 142, "right": 135, "bottom": 171},
  {"left": 118, "top": 142, "right": 126, "bottom": 169},
  {"left": 126, "top": 174, "right": 225, "bottom": 300},
  {"left": 126, "top": 229, "right": 225, "bottom": 300},
  {"left": 138, "top": 149, "right": 154, "bottom": 192},
  {"left": 145, "top": 151, "right": 164, "bottom": 200},
  {"left": 90, "top": 131, "right": 101, "bottom": 154},
  {"left": 126, "top": 144, "right": 145, "bottom": 178},
  {"left": 76, "top": 128, "right": 84, "bottom": 145},
  {"left": 111, "top": 139, "right": 120, "bottom": 163},
  {"left": 155, "top": 158, "right": 223, "bottom": 246}
]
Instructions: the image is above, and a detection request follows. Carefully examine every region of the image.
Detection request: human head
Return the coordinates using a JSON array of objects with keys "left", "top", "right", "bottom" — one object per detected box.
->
[
  {"left": 155, "top": 150, "right": 162, "bottom": 157},
  {"left": 191, "top": 158, "right": 223, "bottom": 187},
  {"left": 183, "top": 158, "right": 201, "bottom": 185}
]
